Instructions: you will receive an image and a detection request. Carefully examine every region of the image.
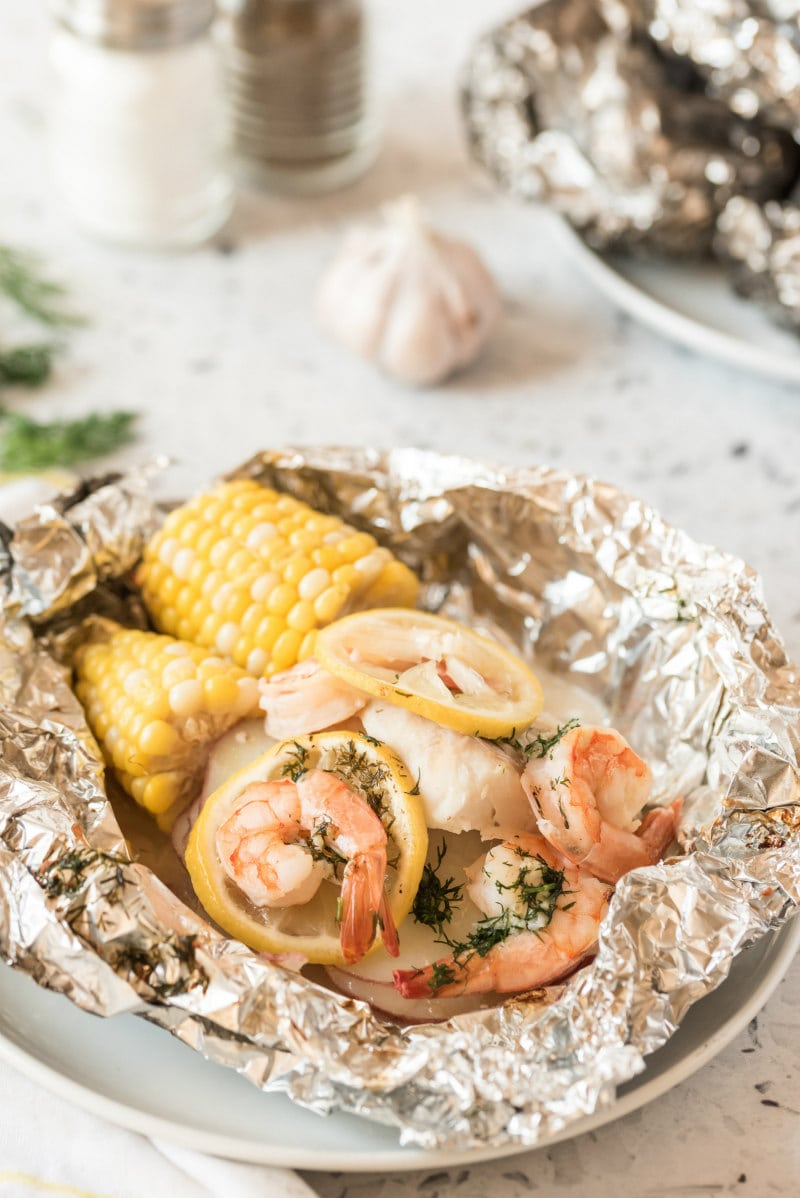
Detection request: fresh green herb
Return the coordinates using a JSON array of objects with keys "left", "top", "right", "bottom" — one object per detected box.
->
[
  {"left": 487, "top": 727, "right": 524, "bottom": 753},
  {"left": 0, "top": 244, "right": 82, "bottom": 327},
  {"left": 302, "top": 817, "right": 347, "bottom": 879},
  {"left": 0, "top": 343, "right": 55, "bottom": 387},
  {"left": 281, "top": 740, "right": 309, "bottom": 783},
  {"left": 0, "top": 408, "right": 137, "bottom": 471},
  {"left": 523, "top": 718, "right": 580, "bottom": 760},
  {"left": 407, "top": 769, "right": 421, "bottom": 796},
  {"left": 333, "top": 738, "right": 391, "bottom": 821},
  {"left": 429, "top": 960, "right": 458, "bottom": 991},
  {"left": 411, "top": 840, "right": 463, "bottom": 936},
  {"left": 0, "top": 244, "right": 138, "bottom": 469},
  {"left": 492, "top": 852, "right": 566, "bottom": 929}
]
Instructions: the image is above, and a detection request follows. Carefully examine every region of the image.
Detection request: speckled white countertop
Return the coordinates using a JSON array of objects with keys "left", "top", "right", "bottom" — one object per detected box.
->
[{"left": 2, "top": 1, "right": 800, "bottom": 1195}]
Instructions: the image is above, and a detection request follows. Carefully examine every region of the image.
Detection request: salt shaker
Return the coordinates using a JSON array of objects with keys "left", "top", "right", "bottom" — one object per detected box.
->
[
  {"left": 50, "top": 0, "right": 234, "bottom": 249},
  {"left": 217, "top": 0, "right": 378, "bottom": 194}
]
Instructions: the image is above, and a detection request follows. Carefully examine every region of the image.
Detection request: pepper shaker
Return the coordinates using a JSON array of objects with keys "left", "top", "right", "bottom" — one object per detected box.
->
[
  {"left": 50, "top": 0, "right": 234, "bottom": 249},
  {"left": 217, "top": 0, "right": 378, "bottom": 195}
]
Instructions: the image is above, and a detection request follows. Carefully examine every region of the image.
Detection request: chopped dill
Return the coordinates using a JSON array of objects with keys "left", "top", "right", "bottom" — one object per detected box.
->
[
  {"left": 411, "top": 840, "right": 463, "bottom": 936},
  {"left": 408, "top": 770, "right": 421, "bottom": 797},
  {"left": 301, "top": 816, "right": 347, "bottom": 879},
  {"left": 332, "top": 738, "right": 391, "bottom": 821},
  {"left": 524, "top": 718, "right": 580, "bottom": 760},
  {"left": 493, "top": 852, "right": 566, "bottom": 928},
  {"left": 430, "top": 960, "right": 458, "bottom": 991},
  {"left": 281, "top": 740, "right": 309, "bottom": 782}
]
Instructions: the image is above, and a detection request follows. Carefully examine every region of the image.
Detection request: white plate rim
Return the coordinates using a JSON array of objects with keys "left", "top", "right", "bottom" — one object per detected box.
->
[
  {"left": 0, "top": 917, "right": 797, "bottom": 1172},
  {"left": 558, "top": 219, "right": 800, "bottom": 385}
]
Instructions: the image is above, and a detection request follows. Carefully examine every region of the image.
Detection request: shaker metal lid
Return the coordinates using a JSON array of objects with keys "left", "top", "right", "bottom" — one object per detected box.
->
[{"left": 52, "top": 0, "right": 216, "bottom": 50}]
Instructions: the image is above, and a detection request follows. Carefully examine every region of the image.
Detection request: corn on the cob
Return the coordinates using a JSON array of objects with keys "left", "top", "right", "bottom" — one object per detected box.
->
[
  {"left": 135, "top": 479, "right": 419, "bottom": 678},
  {"left": 74, "top": 620, "right": 260, "bottom": 829}
]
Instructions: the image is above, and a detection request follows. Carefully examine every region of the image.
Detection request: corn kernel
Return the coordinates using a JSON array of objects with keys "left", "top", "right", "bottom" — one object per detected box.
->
[
  {"left": 204, "top": 673, "right": 240, "bottom": 713},
  {"left": 250, "top": 572, "right": 280, "bottom": 602},
  {"left": 246, "top": 647, "right": 268, "bottom": 676},
  {"left": 246, "top": 522, "right": 278, "bottom": 551},
  {"left": 298, "top": 630, "right": 317, "bottom": 661},
  {"left": 283, "top": 556, "right": 312, "bottom": 586},
  {"left": 298, "top": 567, "right": 331, "bottom": 601},
  {"left": 267, "top": 583, "right": 296, "bottom": 616},
  {"left": 287, "top": 599, "right": 316, "bottom": 634},
  {"left": 139, "top": 719, "right": 181, "bottom": 757},
  {"left": 241, "top": 604, "right": 263, "bottom": 636},
  {"left": 313, "top": 584, "right": 348, "bottom": 624},
  {"left": 271, "top": 629, "right": 303, "bottom": 673},
  {"left": 234, "top": 676, "right": 260, "bottom": 715},
  {"left": 228, "top": 548, "right": 254, "bottom": 577},
  {"left": 215, "top": 622, "right": 240, "bottom": 655},
  {"left": 143, "top": 773, "right": 183, "bottom": 815},
  {"left": 169, "top": 679, "right": 203, "bottom": 717},
  {"left": 332, "top": 563, "right": 359, "bottom": 590}
]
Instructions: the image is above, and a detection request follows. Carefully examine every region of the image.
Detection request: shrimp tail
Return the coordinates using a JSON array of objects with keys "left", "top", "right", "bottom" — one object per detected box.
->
[
  {"left": 638, "top": 797, "right": 682, "bottom": 861},
  {"left": 393, "top": 963, "right": 450, "bottom": 998},
  {"left": 378, "top": 888, "right": 399, "bottom": 958},
  {"left": 393, "top": 955, "right": 490, "bottom": 998},
  {"left": 339, "top": 852, "right": 388, "bottom": 964}
]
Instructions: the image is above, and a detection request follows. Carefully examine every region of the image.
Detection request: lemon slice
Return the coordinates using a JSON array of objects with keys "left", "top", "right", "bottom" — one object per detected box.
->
[
  {"left": 185, "top": 731, "right": 428, "bottom": 965},
  {"left": 315, "top": 609, "right": 543, "bottom": 739}
]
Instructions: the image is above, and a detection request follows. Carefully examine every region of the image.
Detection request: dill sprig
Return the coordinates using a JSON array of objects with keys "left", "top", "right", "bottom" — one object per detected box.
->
[
  {"left": 0, "top": 343, "right": 55, "bottom": 387},
  {"left": 281, "top": 740, "right": 309, "bottom": 783},
  {"left": 0, "top": 244, "right": 83, "bottom": 327},
  {"left": 523, "top": 718, "right": 580, "bottom": 760},
  {"left": 0, "top": 408, "right": 137, "bottom": 471},
  {"left": 411, "top": 840, "right": 463, "bottom": 936}
]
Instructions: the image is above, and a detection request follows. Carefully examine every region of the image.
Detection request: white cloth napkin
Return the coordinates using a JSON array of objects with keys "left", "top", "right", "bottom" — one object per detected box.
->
[{"left": 0, "top": 1060, "right": 317, "bottom": 1198}]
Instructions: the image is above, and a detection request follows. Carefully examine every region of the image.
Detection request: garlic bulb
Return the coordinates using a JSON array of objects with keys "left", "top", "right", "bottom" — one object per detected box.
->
[{"left": 316, "top": 196, "right": 501, "bottom": 386}]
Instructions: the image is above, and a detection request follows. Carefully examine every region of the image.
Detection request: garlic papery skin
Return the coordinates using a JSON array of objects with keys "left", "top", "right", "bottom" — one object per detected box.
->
[{"left": 316, "top": 197, "right": 501, "bottom": 386}]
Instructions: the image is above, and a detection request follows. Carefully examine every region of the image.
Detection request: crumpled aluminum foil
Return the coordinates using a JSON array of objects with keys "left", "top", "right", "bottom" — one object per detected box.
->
[
  {"left": 631, "top": 0, "right": 800, "bottom": 133},
  {"left": 715, "top": 194, "right": 800, "bottom": 327},
  {"left": 461, "top": 0, "right": 799, "bottom": 255},
  {"left": 1, "top": 446, "right": 799, "bottom": 1150}
]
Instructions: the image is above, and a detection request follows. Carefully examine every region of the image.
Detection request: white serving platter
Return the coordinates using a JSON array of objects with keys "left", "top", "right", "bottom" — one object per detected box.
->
[{"left": 560, "top": 221, "right": 800, "bottom": 385}]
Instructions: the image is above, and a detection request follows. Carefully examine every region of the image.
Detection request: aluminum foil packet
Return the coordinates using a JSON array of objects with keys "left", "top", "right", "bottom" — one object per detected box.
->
[
  {"left": 461, "top": 0, "right": 799, "bottom": 255},
  {"left": 715, "top": 195, "right": 800, "bottom": 328},
  {"left": 1, "top": 448, "right": 800, "bottom": 1150},
  {"left": 630, "top": 0, "right": 800, "bottom": 134}
]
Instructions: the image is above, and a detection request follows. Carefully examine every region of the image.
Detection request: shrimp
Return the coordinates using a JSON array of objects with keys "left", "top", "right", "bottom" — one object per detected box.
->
[
  {"left": 360, "top": 701, "right": 536, "bottom": 839},
  {"left": 394, "top": 834, "right": 610, "bottom": 997},
  {"left": 521, "top": 724, "right": 681, "bottom": 884},
  {"left": 216, "top": 769, "right": 398, "bottom": 963},
  {"left": 258, "top": 659, "right": 367, "bottom": 739}
]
